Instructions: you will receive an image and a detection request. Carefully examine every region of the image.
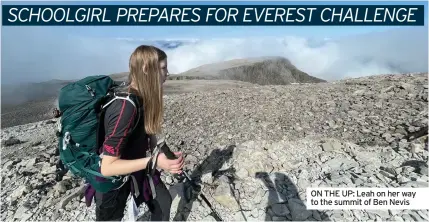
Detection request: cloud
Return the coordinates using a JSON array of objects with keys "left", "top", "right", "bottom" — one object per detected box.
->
[
  {"left": 164, "top": 27, "right": 428, "bottom": 81},
  {"left": 1, "top": 26, "right": 427, "bottom": 85},
  {"left": 1, "top": 27, "right": 137, "bottom": 85}
]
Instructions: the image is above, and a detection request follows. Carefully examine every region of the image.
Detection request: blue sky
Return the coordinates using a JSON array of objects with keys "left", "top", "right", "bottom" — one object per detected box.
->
[{"left": 2, "top": 1, "right": 428, "bottom": 85}]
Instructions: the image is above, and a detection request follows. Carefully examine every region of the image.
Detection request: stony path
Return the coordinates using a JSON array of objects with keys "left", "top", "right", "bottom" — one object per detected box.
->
[{"left": 1, "top": 73, "right": 428, "bottom": 221}]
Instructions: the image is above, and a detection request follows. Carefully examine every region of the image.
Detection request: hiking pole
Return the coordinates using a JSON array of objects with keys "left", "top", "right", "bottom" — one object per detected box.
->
[{"left": 158, "top": 139, "right": 224, "bottom": 221}]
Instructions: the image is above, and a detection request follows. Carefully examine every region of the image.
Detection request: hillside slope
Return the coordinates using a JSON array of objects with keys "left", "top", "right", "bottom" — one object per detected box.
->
[
  {"left": 1, "top": 72, "right": 428, "bottom": 222},
  {"left": 1, "top": 80, "right": 72, "bottom": 107},
  {"left": 169, "top": 56, "right": 326, "bottom": 85},
  {"left": 1, "top": 56, "right": 321, "bottom": 128}
]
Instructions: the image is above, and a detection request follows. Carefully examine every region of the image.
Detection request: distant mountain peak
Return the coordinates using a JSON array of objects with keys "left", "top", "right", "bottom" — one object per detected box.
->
[{"left": 170, "top": 56, "right": 325, "bottom": 85}]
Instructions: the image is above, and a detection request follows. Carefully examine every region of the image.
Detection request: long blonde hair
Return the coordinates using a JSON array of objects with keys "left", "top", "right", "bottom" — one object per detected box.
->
[{"left": 128, "top": 45, "right": 167, "bottom": 135}]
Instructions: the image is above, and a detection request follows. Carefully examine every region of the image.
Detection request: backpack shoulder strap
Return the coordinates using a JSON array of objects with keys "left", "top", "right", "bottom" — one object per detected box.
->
[
  {"left": 96, "top": 89, "right": 142, "bottom": 155},
  {"left": 101, "top": 89, "right": 141, "bottom": 134}
]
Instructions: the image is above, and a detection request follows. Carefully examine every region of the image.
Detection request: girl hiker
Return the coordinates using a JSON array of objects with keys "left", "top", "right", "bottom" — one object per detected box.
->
[{"left": 94, "top": 45, "right": 184, "bottom": 221}]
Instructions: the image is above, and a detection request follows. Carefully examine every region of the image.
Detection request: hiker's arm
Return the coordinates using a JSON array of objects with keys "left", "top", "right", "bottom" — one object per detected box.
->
[
  {"left": 100, "top": 99, "right": 147, "bottom": 176},
  {"left": 100, "top": 99, "right": 184, "bottom": 176},
  {"left": 101, "top": 156, "right": 150, "bottom": 176}
]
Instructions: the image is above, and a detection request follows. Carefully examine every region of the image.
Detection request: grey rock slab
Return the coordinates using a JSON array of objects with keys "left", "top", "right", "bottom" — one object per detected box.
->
[
  {"left": 31, "top": 141, "right": 42, "bottom": 147},
  {"left": 13, "top": 205, "right": 33, "bottom": 221},
  {"left": 2, "top": 160, "right": 14, "bottom": 170},
  {"left": 411, "top": 143, "right": 426, "bottom": 154},
  {"left": 287, "top": 198, "right": 312, "bottom": 221},
  {"left": 10, "top": 185, "right": 30, "bottom": 202},
  {"left": 22, "top": 157, "right": 36, "bottom": 169},
  {"left": 39, "top": 163, "right": 57, "bottom": 175},
  {"left": 393, "top": 215, "right": 406, "bottom": 222},
  {"left": 419, "top": 166, "right": 428, "bottom": 176},
  {"left": 354, "top": 152, "right": 382, "bottom": 166},
  {"left": 332, "top": 158, "right": 359, "bottom": 171},
  {"left": 408, "top": 211, "right": 424, "bottom": 221},
  {"left": 389, "top": 209, "right": 402, "bottom": 216},
  {"left": 250, "top": 208, "right": 259, "bottom": 217},
  {"left": 201, "top": 214, "right": 217, "bottom": 221},
  {"left": 402, "top": 181, "right": 429, "bottom": 187},
  {"left": 402, "top": 213, "right": 415, "bottom": 221},
  {"left": 235, "top": 168, "right": 249, "bottom": 179},
  {"left": 366, "top": 209, "right": 390, "bottom": 218},
  {"left": 3, "top": 137, "right": 23, "bottom": 146},
  {"left": 271, "top": 216, "right": 287, "bottom": 221},
  {"left": 270, "top": 203, "right": 290, "bottom": 217},
  {"left": 58, "top": 185, "right": 86, "bottom": 210},
  {"left": 201, "top": 172, "right": 213, "bottom": 184},
  {"left": 312, "top": 210, "right": 323, "bottom": 221},
  {"left": 352, "top": 210, "right": 365, "bottom": 221},
  {"left": 54, "top": 181, "right": 68, "bottom": 194},
  {"left": 417, "top": 210, "right": 429, "bottom": 221},
  {"left": 250, "top": 188, "right": 265, "bottom": 204},
  {"left": 233, "top": 211, "right": 247, "bottom": 221},
  {"left": 321, "top": 140, "right": 343, "bottom": 152},
  {"left": 330, "top": 212, "right": 345, "bottom": 221},
  {"left": 212, "top": 182, "right": 239, "bottom": 211}
]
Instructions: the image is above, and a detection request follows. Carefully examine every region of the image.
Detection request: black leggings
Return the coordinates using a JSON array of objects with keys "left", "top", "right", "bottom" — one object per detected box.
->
[{"left": 95, "top": 181, "right": 172, "bottom": 221}]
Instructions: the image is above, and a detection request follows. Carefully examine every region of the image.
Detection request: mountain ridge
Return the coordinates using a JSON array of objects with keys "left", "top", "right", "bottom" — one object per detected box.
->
[{"left": 169, "top": 56, "right": 326, "bottom": 85}]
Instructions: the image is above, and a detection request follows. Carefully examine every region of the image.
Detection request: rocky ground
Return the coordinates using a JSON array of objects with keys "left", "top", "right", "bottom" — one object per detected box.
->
[
  {"left": 0, "top": 80, "right": 253, "bottom": 129},
  {"left": 1, "top": 72, "right": 428, "bottom": 221}
]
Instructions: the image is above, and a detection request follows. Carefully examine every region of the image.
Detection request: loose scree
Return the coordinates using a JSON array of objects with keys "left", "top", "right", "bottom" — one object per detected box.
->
[{"left": 3, "top": 5, "right": 424, "bottom": 25}]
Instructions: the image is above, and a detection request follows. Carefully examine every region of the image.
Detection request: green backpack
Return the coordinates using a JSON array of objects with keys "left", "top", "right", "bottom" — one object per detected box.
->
[{"left": 56, "top": 75, "right": 140, "bottom": 193}]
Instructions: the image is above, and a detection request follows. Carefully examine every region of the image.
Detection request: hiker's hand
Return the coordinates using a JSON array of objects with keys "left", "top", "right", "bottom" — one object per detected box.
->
[{"left": 156, "top": 152, "right": 184, "bottom": 174}]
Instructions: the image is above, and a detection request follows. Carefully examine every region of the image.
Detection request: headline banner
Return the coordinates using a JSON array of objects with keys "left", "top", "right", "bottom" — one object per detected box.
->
[{"left": 2, "top": 5, "right": 426, "bottom": 26}]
